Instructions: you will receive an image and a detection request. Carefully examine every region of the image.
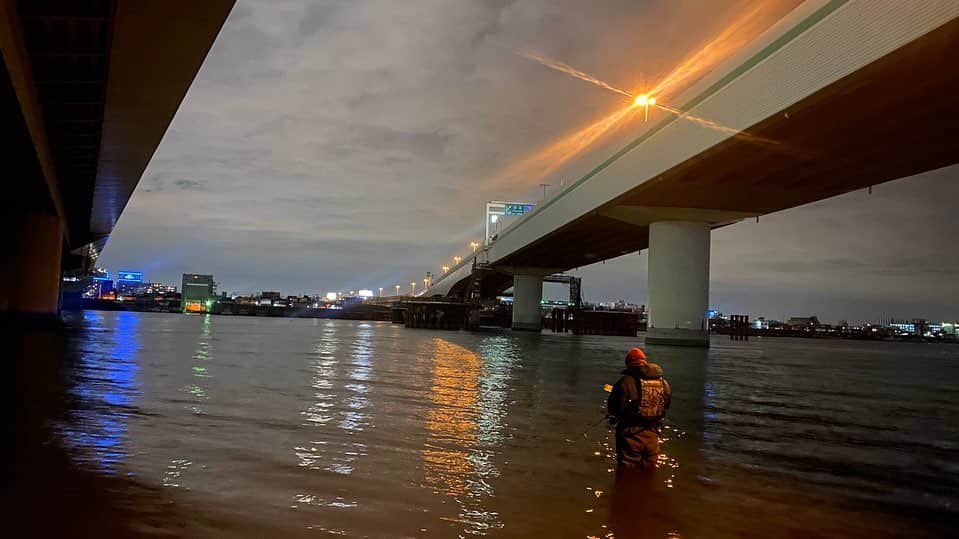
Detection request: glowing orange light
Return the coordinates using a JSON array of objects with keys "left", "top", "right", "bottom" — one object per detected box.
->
[
  {"left": 496, "top": 104, "right": 637, "bottom": 189},
  {"left": 503, "top": 2, "right": 790, "bottom": 190},
  {"left": 633, "top": 94, "right": 656, "bottom": 121}
]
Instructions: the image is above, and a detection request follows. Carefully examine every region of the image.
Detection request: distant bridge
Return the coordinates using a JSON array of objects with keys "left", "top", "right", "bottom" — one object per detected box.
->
[{"left": 424, "top": 0, "right": 959, "bottom": 346}]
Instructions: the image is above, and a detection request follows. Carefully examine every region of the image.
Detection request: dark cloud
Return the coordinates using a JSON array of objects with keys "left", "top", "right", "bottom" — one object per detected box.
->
[
  {"left": 100, "top": 0, "right": 958, "bottom": 323},
  {"left": 351, "top": 125, "right": 459, "bottom": 161},
  {"left": 173, "top": 179, "right": 203, "bottom": 190},
  {"left": 296, "top": 1, "right": 341, "bottom": 37}
]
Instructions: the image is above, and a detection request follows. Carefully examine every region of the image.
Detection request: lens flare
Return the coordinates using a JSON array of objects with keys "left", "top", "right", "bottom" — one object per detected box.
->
[
  {"left": 518, "top": 50, "right": 633, "bottom": 97},
  {"left": 650, "top": 3, "right": 775, "bottom": 100},
  {"left": 652, "top": 102, "right": 778, "bottom": 146}
]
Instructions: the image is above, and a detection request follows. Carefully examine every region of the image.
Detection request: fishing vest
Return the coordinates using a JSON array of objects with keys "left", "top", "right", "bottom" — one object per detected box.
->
[{"left": 625, "top": 375, "right": 667, "bottom": 421}]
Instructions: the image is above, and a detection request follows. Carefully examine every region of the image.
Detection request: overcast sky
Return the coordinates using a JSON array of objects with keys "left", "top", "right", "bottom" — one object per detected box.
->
[{"left": 100, "top": 0, "right": 959, "bottom": 324}]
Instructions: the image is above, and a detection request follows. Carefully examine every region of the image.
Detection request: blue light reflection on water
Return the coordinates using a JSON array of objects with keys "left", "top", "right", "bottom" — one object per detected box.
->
[{"left": 58, "top": 310, "right": 142, "bottom": 474}]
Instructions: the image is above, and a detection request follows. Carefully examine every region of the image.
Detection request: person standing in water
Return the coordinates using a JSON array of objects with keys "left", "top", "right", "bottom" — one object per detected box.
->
[{"left": 607, "top": 347, "right": 671, "bottom": 469}]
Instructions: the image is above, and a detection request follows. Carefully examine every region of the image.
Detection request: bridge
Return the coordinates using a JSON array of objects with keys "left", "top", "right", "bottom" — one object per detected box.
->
[
  {"left": 423, "top": 0, "right": 959, "bottom": 346},
  {"left": 1, "top": 0, "right": 233, "bottom": 319}
]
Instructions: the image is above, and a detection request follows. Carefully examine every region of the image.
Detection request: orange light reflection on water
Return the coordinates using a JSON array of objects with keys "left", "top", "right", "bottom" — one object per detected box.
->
[
  {"left": 423, "top": 338, "right": 480, "bottom": 497},
  {"left": 423, "top": 338, "right": 504, "bottom": 535}
]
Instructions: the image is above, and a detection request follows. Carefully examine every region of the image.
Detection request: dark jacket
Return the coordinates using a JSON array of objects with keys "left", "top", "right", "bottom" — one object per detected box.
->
[{"left": 607, "top": 362, "right": 671, "bottom": 429}]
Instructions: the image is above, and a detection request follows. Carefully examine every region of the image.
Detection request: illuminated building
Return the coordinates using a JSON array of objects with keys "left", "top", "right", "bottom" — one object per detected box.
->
[
  {"left": 84, "top": 269, "right": 114, "bottom": 299},
  {"left": 95, "top": 278, "right": 115, "bottom": 299},
  {"left": 141, "top": 282, "right": 176, "bottom": 295},
  {"left": 115, "top": 270, "right": 144, "bottom": 296},
  {"left": 181, "top": 273, "right": 215, "bottom": 312}
]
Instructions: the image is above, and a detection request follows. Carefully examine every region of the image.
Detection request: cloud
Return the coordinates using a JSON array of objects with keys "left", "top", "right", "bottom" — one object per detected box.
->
[
  {"left": 296, "top": 1, "right": 342, "bottom": 37},
  {"left": 173, "top": 179, "right": 203, "bottom": 190}
]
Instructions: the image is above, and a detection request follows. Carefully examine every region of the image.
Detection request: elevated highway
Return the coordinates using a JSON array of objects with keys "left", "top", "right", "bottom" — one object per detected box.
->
[
  {"left": 424, "top": 0, "right": 959, "bottom": 345},
  {"left": 1, "top": 0, "right": 233, "bottom": 318}
]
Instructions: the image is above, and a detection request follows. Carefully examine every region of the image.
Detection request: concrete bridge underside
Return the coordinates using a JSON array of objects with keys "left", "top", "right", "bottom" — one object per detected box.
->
[
  {"left": 1, "top": 0, "right": 233, "bottom": 319},
  {"left": 426, "top": 1, "right": 959, "bottom": 344}
]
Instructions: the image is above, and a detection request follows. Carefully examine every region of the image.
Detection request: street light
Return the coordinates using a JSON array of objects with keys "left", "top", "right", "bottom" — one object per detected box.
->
[
  {"left": 395, "top": 284, "right": 401, "bottom": 296},
  {"left": 633, "top": 94, "right": 656, "bottom": 121},
  {"left": 442, "top": 265, "right": 450, "bottom": 273},
  {"left": 470, "top": 241, "right": 479, "bottom": 252},
  {"left": 378, "top": 287, "right": 383, "bottom": 297},
  {"left": 411, "top": 282, "right": 416, "bottom": 295},
  {"left": 453, "top": 256, "right": 462, "bottom": 265}
]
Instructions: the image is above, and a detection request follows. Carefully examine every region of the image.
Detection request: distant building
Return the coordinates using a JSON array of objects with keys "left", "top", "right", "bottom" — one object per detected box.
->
[
  {"left": 84, "top": 269, "right": 113, "bottom": 299},
  {"left": 885, "top": 319, "right": 929, "bottom": 336},
  {"left": 116, "top": 270, "right": 144, "bottom": 296},
  {"left": 85, "top": 276, "right": 115, "bottom": 299},
  {"left": 137, "top": 282, "right": 176, "bottom": 295},
  {"left": 182, "top": 273, "right": 215, "bottom": 312},
  {"left": 261, "top": 291, "right": 281, "bottom": 300},
  {"left": 766, "top": 319, "right": 785, "bottom": 330},
  {"left": 787, "top": 316, "right": 820, "bottom": 330},
  {"left": 889, "top": 321, "right": 915, "bottom": 334}
]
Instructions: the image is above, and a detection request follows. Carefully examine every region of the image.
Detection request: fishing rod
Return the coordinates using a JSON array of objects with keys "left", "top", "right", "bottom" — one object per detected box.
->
[
  {"left": 580, "top": 414, "right": 611, "bottom": 439},
  {"left": 575, "top": 383, "right": 615, "bottom": 440}
]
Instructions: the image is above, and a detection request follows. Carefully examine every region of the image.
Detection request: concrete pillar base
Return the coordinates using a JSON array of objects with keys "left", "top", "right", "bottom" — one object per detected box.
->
[
  {"left": 646, "top": 328, "right": 709, "bottom": 347},
  {"left": 647, "top": 221, "right": 710, "bottom": 348},
  {"left": 511, "top": 273, "right": 543, "bottom": 332},
  {"left": 0, "top": 212, "right": 64, "bottom": 318},
  {"left": 511, "top": 322, "right": 543, "bottom": 332}
]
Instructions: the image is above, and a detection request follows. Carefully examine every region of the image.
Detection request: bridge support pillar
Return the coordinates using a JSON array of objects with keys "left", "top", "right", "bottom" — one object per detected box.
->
[
  {"left": 511, "top": 273, "right": 543, "bottom": 331},
  {"left": 646, "top": 221, "right": 710, "bottom": 347},
  {"left": 0, "top": 212, "right": 64, "bottom": 320}
]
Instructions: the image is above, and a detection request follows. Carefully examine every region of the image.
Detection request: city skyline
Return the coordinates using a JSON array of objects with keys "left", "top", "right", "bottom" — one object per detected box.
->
[{"left": 98, "top": 0, "right": 959, "bottom": 323}]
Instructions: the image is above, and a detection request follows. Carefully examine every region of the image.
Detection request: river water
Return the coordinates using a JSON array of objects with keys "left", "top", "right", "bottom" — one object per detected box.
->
[{"left": 7, "top": 311, "right": 958, "bottom": 537}]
